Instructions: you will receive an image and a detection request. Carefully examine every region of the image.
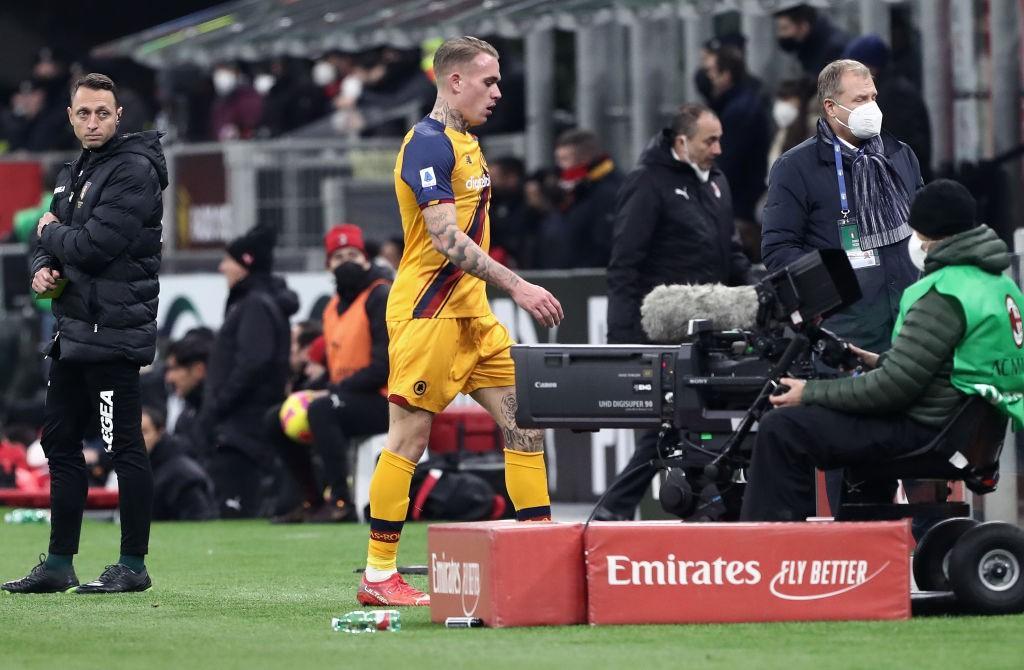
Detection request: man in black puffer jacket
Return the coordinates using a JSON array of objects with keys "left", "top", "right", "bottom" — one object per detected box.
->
[
  {"left": 4, "top": 74, "right": 165, "bottom": 595},
  {"left": 204, "top": 224, "right": 299, "bottom": 518},
  {"left": 600, "top": 103, "right": 751, "bottom": 521}
]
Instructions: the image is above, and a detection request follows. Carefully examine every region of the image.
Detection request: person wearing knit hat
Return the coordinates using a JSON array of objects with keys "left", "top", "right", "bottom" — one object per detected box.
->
[
  {"left": 323, "top": 223, "right": 365, "bottom": 262},
  {"left": 207, "top": 222, "right": 300, "bottom": 518},
  {"left": 742, "top": 177, "right": 1024, "bottom": 522},
  {"left": 224, "top": 223, "right": 277, "bottom": 279},
  {"left": 270, "top": 222, "right": 393, "bottom": 524}
]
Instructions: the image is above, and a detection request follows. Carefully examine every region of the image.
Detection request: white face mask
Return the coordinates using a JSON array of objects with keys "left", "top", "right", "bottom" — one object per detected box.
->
[
  {"left": 213, "top": 69, "right": 238, "bottom": 96},
  {"left": 773, "top": 100, "right": 799, "bottom": 129},
  {"left": 253, "top": 74, "right": 276, "bottom": 95},
  {"left": 312, "top": 61, "right": 336, "bottom": 87},
  {"left": 907, "top": 231, "right": 928, "bottom": 272},
  {"left": 832, "top": 100, "right": 883, "bottom": 139}
]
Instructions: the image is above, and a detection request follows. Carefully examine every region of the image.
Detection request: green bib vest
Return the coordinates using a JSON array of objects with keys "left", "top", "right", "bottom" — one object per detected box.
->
[{"left": 893, "top": 265, "right": 1024, "bottom": 430}]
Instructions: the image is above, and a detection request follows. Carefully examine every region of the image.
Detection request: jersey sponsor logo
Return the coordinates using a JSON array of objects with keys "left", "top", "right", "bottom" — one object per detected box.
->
[
  {"left": 420, "top": 167, "right": 437, "bottom": 188},
  {"left": 1007, "top": 294, "right": 1023, "bottom": 348},
  {"left": 99, "top": 390, "right": 114, "bottom": 452},
  {"left": 465, "top": 174, "right": 491, "bottom": 190}
]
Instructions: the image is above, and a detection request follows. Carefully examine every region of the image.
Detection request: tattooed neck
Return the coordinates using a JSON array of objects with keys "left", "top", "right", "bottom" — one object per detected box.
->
[{"left": 430, "top": 98, "right": 469, "bottom": 133}]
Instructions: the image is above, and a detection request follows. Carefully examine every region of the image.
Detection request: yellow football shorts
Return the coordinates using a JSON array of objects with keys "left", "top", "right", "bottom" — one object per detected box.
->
[{"left": 386, "top": 313, "right": 516, "bottom": 413}]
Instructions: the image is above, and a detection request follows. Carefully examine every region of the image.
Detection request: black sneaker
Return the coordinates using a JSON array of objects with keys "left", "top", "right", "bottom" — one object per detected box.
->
[
  {"left": 75, "top": 564, "right": 152, "bottom": 594},
  {"left": 2, "top": 554, "right": 79, "bottom": 594}
]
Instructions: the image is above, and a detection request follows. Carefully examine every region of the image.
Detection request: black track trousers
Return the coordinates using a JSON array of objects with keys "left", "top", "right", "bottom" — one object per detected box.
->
[{"left": 41, "top": 358, "right": 153, "bottom": 555}]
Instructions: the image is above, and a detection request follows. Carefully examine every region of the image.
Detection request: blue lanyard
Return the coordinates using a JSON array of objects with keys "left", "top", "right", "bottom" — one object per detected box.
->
[{"left": 832, "top": 142, "right": 850, "bottom": 220}]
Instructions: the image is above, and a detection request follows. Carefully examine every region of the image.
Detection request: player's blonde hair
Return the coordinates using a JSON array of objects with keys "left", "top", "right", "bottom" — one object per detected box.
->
[{"left": 433, "top": 36, "right": 499, "bottom": 82}]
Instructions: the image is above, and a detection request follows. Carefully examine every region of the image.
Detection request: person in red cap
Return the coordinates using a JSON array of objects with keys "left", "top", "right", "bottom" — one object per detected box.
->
[{"left": 273, "top": 223, "right": 392, "bottom": 523}]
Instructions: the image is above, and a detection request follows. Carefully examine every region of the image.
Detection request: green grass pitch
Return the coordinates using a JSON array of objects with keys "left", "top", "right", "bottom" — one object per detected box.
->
[{"left": 2, "top": 514, "right": 1023, "bottom": 670}]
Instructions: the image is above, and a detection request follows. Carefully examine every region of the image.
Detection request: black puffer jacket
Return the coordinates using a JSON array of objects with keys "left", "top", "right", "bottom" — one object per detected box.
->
[
  {"left": 607, "top": 130, "right": 752, "bottom": 344},
  {"left": 33, "top": 131, "right": 167, "bottom": 365},
  {"left": 204, "top": 273, "right": 299, "bottom": 458}
]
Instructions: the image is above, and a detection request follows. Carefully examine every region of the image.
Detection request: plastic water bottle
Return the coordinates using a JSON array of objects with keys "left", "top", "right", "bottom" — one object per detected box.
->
[
  {"left": 331, "top": 610, "right": 401, "bottom": 633},
  {"left": 4, "top": 509, "right": 51, "bottom": 524}
]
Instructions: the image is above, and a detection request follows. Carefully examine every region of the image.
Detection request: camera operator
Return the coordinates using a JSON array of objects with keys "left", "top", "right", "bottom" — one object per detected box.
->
[
  {"left": 741, "top": 181, "right": 1024, "bottom": 522},
  {"left": 601, "top": 103, "right": 752, "bottom": 520}
]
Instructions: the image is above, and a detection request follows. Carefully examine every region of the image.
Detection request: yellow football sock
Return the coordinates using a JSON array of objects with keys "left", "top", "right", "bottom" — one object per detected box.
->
[
  {"left": 366, "top": 449, "right": 417, "bottom": 572},
  {"left": 504, "top": 448, "right": 552, "bottom": 521}
]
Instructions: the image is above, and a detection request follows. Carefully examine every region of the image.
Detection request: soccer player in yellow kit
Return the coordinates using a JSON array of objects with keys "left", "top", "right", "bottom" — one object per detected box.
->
[{"left": 357, "top": 36, "right": 564, "bottom": 607}]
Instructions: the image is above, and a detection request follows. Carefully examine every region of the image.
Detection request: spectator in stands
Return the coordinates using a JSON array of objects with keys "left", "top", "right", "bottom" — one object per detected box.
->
[
  {"left": 164, "top": 329, "right": 214, "bottom": 464},
  {"left": 258, "top": 56, "right": 329, "bottom": 137},
  {"left": 542, "top": 129, "right": 622, "bottom": 268},
  {"left": 774, "top": 3, "right": 851, "bottom": 77},
  {"left": 273, "top": 224, "right": 391, "bottom": 523},
  {"left": 488, "top": 156, "right": 528, "bottom": 267},
  {"left": 843, "top": 34, "right": 932, "bottom": 182},
  {"left": 209, "top": 62, "right": 263, "bottom": 141},
  {"left": 702, "top": 44, "right": 772, "bottom": 262},
  {"left": 316, "top": 50, "right": 357, "bottom": 100},
  {"left": 602, "top": 103, "right": 751, "bottom": 520},
  {"left": 519, "top": 168, "right": 561, "bottom": 269},
  {"left": 4, "top": 79, "right": 76, "bottom": 152},
  {"left": 767, "top": 78, "right": 818, "bottom": 172},
  {"left": 141, "top": 406, "right": 218, "bottom": 521},
  {"left": 204, "top": 224, "right": 298, "bottom": 518},
  {"left": 378, "top": 235, "right": 405, "bottom": 271}
]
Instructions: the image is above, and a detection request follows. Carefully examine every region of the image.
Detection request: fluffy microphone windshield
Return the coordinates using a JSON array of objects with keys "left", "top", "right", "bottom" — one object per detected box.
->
[{"left": 641, "top": 283, "right": 759, "bottom": 343}]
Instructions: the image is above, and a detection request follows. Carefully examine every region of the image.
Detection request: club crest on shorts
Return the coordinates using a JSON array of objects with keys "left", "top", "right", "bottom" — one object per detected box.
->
[{"left": 414, "top": 381, "right": 428, "bottom": 396}]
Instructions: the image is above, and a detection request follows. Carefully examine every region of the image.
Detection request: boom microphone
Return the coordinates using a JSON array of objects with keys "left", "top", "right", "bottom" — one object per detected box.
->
[{"left": 641, "top": 284, "right": 759, "bottom": 343}]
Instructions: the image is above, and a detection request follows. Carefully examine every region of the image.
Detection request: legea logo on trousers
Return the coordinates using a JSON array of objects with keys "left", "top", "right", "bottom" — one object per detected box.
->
[{"left": 99, "top": 390, "right": 114, "bottom": 452}]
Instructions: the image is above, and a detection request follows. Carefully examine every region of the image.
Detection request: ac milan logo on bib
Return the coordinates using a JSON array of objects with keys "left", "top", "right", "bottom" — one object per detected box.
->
[{"left": 1008, "top": 295, "right": 1023, "bottom": 348}]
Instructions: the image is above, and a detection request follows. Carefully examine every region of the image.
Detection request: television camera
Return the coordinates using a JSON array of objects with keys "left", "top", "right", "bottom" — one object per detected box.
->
[{"left": 513, "top": 249, "right": 863, "bottom": 521}]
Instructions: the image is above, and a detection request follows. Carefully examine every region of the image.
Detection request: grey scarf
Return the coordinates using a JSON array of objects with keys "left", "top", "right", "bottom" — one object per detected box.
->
[{"left": 818, "top": 118, "right": 911, "bottom": 250}]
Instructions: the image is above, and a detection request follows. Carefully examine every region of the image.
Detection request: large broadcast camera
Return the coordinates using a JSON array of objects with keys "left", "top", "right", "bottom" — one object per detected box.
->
[{"left": 513, "top": 249, "right": 862, "bottom": 521}]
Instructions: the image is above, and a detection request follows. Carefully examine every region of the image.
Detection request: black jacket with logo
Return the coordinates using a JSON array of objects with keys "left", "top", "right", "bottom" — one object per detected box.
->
[
  {"left": 607, "top": 130, "right": 752, "bottom": 344},
  {"left": 32, "top": 131, "right": 168, "bottom": 365}
]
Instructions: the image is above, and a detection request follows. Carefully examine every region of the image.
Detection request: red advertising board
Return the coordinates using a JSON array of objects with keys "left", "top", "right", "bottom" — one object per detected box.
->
[
  {"left": 428, "top": 521, "right": 586, "bottom": 627},
  {"left": 586, "top": 521, "right": 911, "bottom": 624}
]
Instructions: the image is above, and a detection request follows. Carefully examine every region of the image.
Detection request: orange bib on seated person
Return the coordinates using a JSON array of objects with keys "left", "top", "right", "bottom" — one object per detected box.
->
[{"left": 322, "top": 279, "right": 390, "bottom": 396}]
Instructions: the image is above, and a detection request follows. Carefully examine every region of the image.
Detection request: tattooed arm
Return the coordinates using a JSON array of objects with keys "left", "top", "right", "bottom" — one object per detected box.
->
[{"left": 422, "top": 202, "right": 564, "bottom": 327}]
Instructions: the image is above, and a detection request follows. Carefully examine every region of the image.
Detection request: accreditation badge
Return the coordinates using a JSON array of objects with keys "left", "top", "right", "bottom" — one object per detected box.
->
[{"left": 838, "top": 218, "right": 879, "bottom": 270}]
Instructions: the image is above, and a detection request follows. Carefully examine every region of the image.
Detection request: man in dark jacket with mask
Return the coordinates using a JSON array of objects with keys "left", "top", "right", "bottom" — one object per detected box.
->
[
  {"left": 4, "top": 73, "right": 165, "bottom": 594},
  {"left": 743, "top": 181, "right": 1024, "bottom": 521},
  {"left": 273, "top": 224, "right": 391, "bottom": 523},
  {"left": 774, "top": 4, "right": 851, "bottom": 77},
  {"left": 205, "top": 223, "right": 299, "bottom": 518},
  {"left": 762, "top": 59, "right": 922, "bottom": 354},
  {"left": 600, "top": 103, "right": 751, "bottom": 520}
]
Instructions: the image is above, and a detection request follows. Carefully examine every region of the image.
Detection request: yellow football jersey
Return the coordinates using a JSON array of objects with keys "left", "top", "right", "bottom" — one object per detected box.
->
[{"left": 389, "top": 116, "right": 492, "bottom": 320}]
